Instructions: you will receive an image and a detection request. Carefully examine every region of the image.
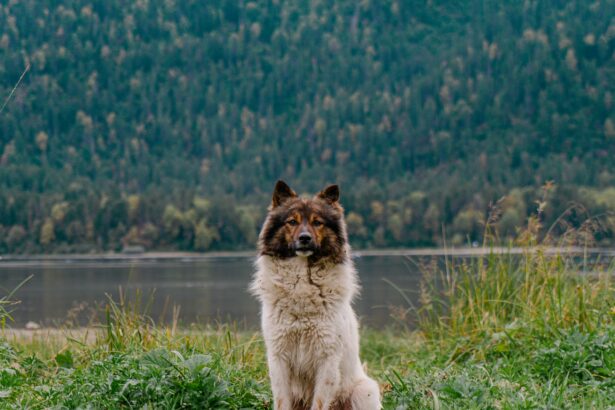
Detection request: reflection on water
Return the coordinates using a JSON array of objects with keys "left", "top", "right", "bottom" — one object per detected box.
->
[{"left": 0, "top": 256, "right": 424, "bottom": 328}]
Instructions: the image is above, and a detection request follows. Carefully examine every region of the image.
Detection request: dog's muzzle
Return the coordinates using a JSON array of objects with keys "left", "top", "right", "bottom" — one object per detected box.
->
[{"left": 294, "top": 232, "right": 315, "bottom": 256}]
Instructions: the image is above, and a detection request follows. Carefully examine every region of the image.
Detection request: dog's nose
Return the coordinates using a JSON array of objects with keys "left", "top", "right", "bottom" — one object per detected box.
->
[{"left": 298, "top": 233, "right": 312, "bottom": 244}]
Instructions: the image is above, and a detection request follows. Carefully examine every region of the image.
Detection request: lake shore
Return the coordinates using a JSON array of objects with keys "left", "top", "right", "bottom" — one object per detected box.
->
[{"left": 0, "top": 245, "right": 613, "bottom": 265}]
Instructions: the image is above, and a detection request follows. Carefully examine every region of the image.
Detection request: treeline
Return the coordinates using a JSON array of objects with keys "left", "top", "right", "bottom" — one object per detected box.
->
[
  {"left": 0, "top": 0, "right": 614, "bottom": 253},
  {"left": 1, "top": 183, "right": 613, "bottom": 253}
]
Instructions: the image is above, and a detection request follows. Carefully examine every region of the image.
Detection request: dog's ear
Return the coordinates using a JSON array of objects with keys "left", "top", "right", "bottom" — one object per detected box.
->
[
  {"left": 317, "top": 184, "right": 340, "bottom": 204},
  {"left": 272, "top": 180, "right": 297, "bottom": 208}
]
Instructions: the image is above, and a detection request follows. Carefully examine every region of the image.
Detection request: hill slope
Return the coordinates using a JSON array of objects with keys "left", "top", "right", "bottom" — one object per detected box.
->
[{"left": 0, "top": 0, "right": 614, "bottom": 252}]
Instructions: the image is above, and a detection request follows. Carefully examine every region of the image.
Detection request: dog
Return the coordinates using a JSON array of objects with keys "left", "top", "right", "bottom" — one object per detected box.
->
[{"left": 250, "top": 180, "right": 381, "bottom": 410}]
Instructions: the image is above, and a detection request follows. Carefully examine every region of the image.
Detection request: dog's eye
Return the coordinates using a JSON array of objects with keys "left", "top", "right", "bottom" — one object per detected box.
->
[
  {"left": 287, "top": 219, "right": 298, "bottom": 226},
  {"left": 312, "top": 220, "right": 323, "bottom": 227}
]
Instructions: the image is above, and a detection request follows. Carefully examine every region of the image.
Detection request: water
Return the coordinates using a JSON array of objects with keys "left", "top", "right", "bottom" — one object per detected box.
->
[{"left": 0, "top": 255, "right": 424, "bottom": 328}]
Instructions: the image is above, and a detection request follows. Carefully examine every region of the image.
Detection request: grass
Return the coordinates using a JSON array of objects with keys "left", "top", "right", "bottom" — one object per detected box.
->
[
  {"left": 0, "top": 212, "right": 613, "bottom": 408},
  {"left": 1, "top": 321, "right": 613, "bottom": 409},
  {"left": 0, "top": 274, "right": 32, "bottom": 329}
]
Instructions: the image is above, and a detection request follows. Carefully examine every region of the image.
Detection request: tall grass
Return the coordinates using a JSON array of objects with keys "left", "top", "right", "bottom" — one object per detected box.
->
[
  {"left": 0, "top": 275, "right": 33, "bottom": 329},
  {"left": 418, "top": 248, "right": 612, "bottom": 343},
  {"left": 100, "top": 295, "right": 270, "bottom": 408},
  {"left": 381, "top": 190, "right": 615, "bottom": 408},
  {"left": 104, "top": 288, "right": 160, "bottom": 351},
  {"left": 416, "top": 188, "right": 614, "bottom": 350},
  {"left": 1, "top": 288, "right": 271, "bottom": 408}
]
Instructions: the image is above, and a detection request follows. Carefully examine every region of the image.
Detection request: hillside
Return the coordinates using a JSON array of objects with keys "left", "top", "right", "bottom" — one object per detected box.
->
[{"left": 0, "top": 0, "right": 614, "bottom": 253}]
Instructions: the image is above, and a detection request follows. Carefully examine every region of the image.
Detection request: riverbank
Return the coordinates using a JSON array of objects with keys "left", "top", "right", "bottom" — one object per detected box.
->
[{"left": 1, "top": 245, "right": 613, "bottom": 265}]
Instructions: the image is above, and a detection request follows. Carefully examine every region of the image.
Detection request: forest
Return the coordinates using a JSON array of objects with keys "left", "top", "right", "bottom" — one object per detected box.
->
[{"left": 0, "top": 0, "right": 614, "bottom": 253}]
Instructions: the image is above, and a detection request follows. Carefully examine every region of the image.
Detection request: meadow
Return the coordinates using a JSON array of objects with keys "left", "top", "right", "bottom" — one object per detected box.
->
[{"left": 1, "top": 224, "right": 613, "bottom": 409}]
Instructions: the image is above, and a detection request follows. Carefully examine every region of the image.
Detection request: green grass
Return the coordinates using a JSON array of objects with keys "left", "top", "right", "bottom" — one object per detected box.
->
[
  {"left": 0, "top": 327, "right": 271, "bottom": 409},
  {"left": 1, "top": 322, "right": 613, "bottom": 409},
  {"left": 0, "top": 222, "right": 613, "bottom": 408}
]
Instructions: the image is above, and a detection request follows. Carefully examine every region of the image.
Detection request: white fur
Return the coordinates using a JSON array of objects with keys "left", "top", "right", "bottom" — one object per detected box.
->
[{"left": 250, "top": 250, "right": 381, "bottom": 410}]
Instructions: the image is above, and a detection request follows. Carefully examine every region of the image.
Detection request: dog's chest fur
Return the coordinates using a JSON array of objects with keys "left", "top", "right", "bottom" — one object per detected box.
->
[
  {"left": 252, "top": 256, "right": 357, "bottom": 322},
  {"left": 251, "top": 255, "right": 358, "bottom": 357}
]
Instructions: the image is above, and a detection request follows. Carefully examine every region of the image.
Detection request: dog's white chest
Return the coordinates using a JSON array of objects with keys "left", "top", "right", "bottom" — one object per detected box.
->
[
  {"left": 269, "top": 258, "right": 329, "bottom": 317},
  {"left": 251, "top": 255, "right": 358, "bottom": 322}
]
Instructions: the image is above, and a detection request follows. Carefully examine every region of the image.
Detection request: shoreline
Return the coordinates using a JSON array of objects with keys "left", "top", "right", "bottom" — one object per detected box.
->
[
  {"left": 0, "top": 246, "right": 613, "bottom": 265},
  {"left": 0, "top": 246, "right": 613, "bottom": 264}
]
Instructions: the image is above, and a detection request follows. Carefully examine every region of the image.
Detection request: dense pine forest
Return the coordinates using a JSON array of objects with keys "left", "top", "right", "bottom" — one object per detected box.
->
[{"left": 0, "top": 0, "right": 614, "bottom": 253}]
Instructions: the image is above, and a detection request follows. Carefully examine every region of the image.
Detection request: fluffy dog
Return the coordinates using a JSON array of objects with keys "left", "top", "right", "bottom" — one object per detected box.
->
[{"left": 250, "top": 181, "right": 381, "bottom": 410}]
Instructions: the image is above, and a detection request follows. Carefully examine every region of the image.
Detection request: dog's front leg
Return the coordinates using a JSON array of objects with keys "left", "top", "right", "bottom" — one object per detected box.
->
[
  {"left": 269, "top": 355, "right": 294, "bottom": 410},
  {"left": 311, "top": 356, "right": 340, "bottom": 410}
]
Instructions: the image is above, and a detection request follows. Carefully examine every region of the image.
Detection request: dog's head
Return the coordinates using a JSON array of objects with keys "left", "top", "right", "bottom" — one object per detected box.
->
[{"left": 259, "top": 180, "right": 348, "bottom": 264}]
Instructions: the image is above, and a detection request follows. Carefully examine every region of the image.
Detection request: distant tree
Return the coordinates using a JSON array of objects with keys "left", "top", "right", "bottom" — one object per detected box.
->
[
  {"left": 40, "top": 218, "right": 55, "bottom": 246},
  {"left": 194, "top": 219, "right": 219, "bottom": 251},
  {"left": 7, "top": 226, "right": 27, "bottom": 250}
]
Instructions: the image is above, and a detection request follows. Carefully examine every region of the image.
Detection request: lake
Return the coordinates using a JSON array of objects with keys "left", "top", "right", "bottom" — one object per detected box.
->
[{"left": 0, "top": 255, "right": 426, "bottom": 329}]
